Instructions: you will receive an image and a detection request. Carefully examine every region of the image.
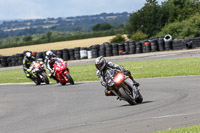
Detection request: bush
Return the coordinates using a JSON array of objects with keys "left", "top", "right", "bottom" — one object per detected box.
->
[
  {"left": 157, "top": 13, "right": 200, "bottom": 38},
  {"left": 110, "top": 34, "right": 126, "bottom": 43},
  {"left": 131, "top": 31, "right": 148, "bottom": 41}
]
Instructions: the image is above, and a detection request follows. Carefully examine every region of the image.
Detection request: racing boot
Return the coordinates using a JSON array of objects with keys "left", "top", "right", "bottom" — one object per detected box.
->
[{"left": 104, "top": 88, "right": 115, "bottom": 96}]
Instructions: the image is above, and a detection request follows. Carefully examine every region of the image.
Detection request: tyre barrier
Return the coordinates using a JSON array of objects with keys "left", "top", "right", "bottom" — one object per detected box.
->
[
  {"left": 112, "top": 43, "right": 119, "bottom": 56},
  {"left": 74, "top": 47, "right": 81, "bottom": 60},
  {"left": 191, "top": 37, "right": 200, "bottom": 48},
  {"left": 136, "top": 41, "right": 143, "bottom": 54},
  {"left": 129, "top": 41, "right": 136, "bottom": 54},
  {"left": 172, "top": 39, "right": 185, "bottom": 50},
  {"left": 69, "top": 49, "right": 75, "bottom": 60},
  {"left": 164, "top": 34, "right": 173, "bottom": 50},
  {"left": 2, "top": 36, "right": 200, "bottom": 68},
  {"left": 80, "top": 47, "right": 88, "bottom": 59},
  {"left": 99, "top": 44, "right": 106, "bottom": 57},
  {"left": 63, "top": 49, "right": 70, "bottom": 61},
  {"left": 118, "top": 43, "right": 125, "bottom": 55},
  {"left": 158, "top": 37, "right": 165, "bottom": 51},
  {"left": 143, "top": 41, "right": 151, "bottom": 53},
  {"left": 87, "top": 50, "right": 92, "bottom": 59},
  {"left": 55, "top": 50, "right": 63, "bottom": 58},
  {"left": 124, "top": 41, "right": 130, "bottom": 54},
  {"left": 150, "top": 39, "right": 159, "bottom": 52},
  {"left": 105, "top": 43, "right": 113, "bottom": 57},
  {"left": 92, "top": 45, "right": 100, "bottom": 58}
]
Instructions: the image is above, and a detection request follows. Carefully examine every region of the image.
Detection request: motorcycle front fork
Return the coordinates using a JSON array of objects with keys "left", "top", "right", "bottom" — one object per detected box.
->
[{"left": 124, "top": 78, "right": 138, "bottom": 99}]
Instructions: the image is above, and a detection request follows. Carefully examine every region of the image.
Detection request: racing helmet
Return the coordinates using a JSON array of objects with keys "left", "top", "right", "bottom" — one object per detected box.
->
[
  {"left": 46, "top": 50, "right": 54, "bottom": 60},
  {"left": 25, "top": 52, "right": 32, "bottom": 59},
  {"left": 95, "top": 56, "right": 106, "bottom": 71}
]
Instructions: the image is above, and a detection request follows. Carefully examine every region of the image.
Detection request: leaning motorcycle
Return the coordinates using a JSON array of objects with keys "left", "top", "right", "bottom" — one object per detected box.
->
[
  {"left": 105, "top": 69, "right": 143, "bottom": 105},
  {"left": 29, "top": 60, "right": 49, "bottom": 85},
  {"left": 53, "top": 59, "right": 74, "bottom": 85}
]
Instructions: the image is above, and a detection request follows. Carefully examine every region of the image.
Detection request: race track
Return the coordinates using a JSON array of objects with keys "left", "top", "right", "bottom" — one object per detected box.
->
[{"left": 0, "top": 76, "right": 200, "bottom": 133}]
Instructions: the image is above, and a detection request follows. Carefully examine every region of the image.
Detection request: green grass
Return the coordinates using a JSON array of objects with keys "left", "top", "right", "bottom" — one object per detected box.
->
[
  {"left": 0, "top": 57, "right": 200, "bottom": 84},
  {"left": 155, "top": 125, "right": 200, "bottom": 133}
]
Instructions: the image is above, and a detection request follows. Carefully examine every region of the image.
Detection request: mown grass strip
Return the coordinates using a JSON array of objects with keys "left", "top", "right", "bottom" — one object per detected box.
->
[
  {"left": 0, "top": 58, "right": 200, "bottom": 84},
  {"left": 155, "top": 125, "right": 200, "bottom": 133}
]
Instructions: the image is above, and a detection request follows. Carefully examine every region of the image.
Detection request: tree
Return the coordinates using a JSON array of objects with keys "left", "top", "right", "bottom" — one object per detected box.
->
[
  {"left": 110, "top": 34, "right": 126, "bottom": 43},
  {"left": 23, "top": 35, "right": 32, "bottom": 42},
  {"left": 92, "top": 22, "right": 113, "bottom": 32},
  {"left": 46, "top": 31, "right": 52, "bottom": 42}
]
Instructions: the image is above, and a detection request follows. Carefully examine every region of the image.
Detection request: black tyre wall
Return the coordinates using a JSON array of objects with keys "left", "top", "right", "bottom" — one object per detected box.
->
[
  {"left": 63, "top": 49, "right": 70, "bottom": 61},
  {"left": 74, "top": 47, "right": 80, "bottom": 60},
  {"left": 124, "top": 41, "right": 130, "bottom": 54},
  {"left": 172, "top": 39, "right": 185, "bottom": 50},
  {"left": 136, "top": 41, "right": 143, "bottom": 54},
  {"left": 105, "top": 43, "right": 113, "bottom": 57},
  {"left": 129, "top": 41, "right": 136, "bottom": 54},
  {"left": 150, "top": 39, "right": 159, "bottom": 52},
  {"left": 112, "top": 43, "right": 119, "bottom": 56},
  {"left": 99, "top": 44, "right": 106, "bottom": 57},
  {"left": 92, "top": 45, "right": 100, "bottom": 58},
  {"left": 158, "top": 37, "right": 165, "bottom": 51},
  {"left": 118, "top": 43, "right": 125, "bottom": 55},
  {"left": 143, "top": 41, "right": 151, "bottom": 53},
  {"left": 69, "top": 49, "right": 75, "bottom": 60}
]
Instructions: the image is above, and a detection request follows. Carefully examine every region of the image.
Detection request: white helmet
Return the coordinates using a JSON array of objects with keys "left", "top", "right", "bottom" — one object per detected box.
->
[
  {"left": 25, "top": 52, "right": 32, "bottom": 58},
  {"left": 95, "top": 56, "right": 106, "bottom": 71},
  {"left": 46, "top": 50, "right": 54, "bottom": 59}
]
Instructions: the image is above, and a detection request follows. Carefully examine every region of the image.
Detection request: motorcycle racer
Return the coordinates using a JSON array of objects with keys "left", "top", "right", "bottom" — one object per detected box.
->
[
  {"left": 95, "top": 56, "right": 139, "bottom": 96},
  {"left": 23, "top": 51, "right": 35, "bottom": 79},
  {"left": 45, "top": 50, "right": 62, "bottom": 83}
]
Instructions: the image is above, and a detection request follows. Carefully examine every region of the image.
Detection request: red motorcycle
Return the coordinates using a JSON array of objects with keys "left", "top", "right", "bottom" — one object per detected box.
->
[{"left": 53, "top": 58, "right": 74, "bottom": 85}]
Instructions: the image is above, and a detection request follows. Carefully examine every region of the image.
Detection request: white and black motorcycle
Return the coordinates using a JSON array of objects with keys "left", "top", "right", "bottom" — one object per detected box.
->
[{"left": 105, "top": 69, "right": 143, "bottom": 105}]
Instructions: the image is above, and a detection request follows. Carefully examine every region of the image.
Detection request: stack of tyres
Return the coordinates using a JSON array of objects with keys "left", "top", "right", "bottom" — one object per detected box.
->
[
  {"left": 158, "top": 37, "right": 165, "bottom": 51},
  {"left": 192, "top": 37, "right": 200, "bottom": 47},
  {"left": 7, "top": 57, "right": 12, "bottom": 67},
  {"left": 17, "top": 54, "right": 24, "bottom": 65},
  {"left": 1, "top": 56, "right": 8, "bottom": 67},
  {"left": 36, "top": 52, "right": 43, "bottom": 60},
  {"left": 99, "top": 44, "right": 106, "bottom": 57},
  {"left": 118, "top": 43, "right": 125, "bottom": 55},
  {"left": 62, "top": 49, "right": 70, "bottom": 61},
  {"left": 172, "top": 39, "right": 185, "bottom": 50},
  {"left": 105, "top": 43, "right": 113, "bottom": 57},
  {"left": 164, "top": 34, "right": 173, "bottom": 50},
  {"left": 136, "top": 41, "right": 143, "bottom": 54},
  {"left": 74, "top": 47, "right": 81, "bottom": 60},
  {"left": 80, "top": 47, "right": 88, "bottom": 59},
  {"left": 124, "top": 41, "right": 129, "bottom": 54},
  {"left": 56, "top": 50, "right": 63, "bottom": 58},
  {"left": 150, "top": 39, "right": 159, "bottom": 52},
  {"left": 143, "top": 41, "right": 151, "bottom": 53},
  {"left": 112, "top": 43, "right": 119, "bottom": 56},
  {"left": 92, "top": 45, "right": 100, "bottom": 58},
  {"left": 183, "top": 38, "right": 193, "bottom": 49},
  {"left": 69, "top": 49, "right": 75, "bottom": 60},
  {"left": 87, "top": 47, "right": 92, "bottom": 59},
  {"left": 129, "top": 41, "right": 136, "bottom": 54}
]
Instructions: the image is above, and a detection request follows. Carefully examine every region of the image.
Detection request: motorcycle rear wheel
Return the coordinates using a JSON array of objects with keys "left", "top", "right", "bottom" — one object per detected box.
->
[
  {"left": 119, "top": 87, "right": 136, "bottom": 105},
  {"left": 135, "top": 91, "right": 143, "bottom": 104},
  {"left": 65, "top": 73, "right": 74, "bottom": 85}
]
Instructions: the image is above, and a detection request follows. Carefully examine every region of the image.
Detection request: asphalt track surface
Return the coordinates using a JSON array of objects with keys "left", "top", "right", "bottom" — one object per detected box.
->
[{"left": 0, "top": 76, "right": 200, "bottom": 133}]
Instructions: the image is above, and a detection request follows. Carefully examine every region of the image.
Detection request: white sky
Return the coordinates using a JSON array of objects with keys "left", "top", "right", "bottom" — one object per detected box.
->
[{"left": 0, "top": 0, "right": 166, "bottom": 20}]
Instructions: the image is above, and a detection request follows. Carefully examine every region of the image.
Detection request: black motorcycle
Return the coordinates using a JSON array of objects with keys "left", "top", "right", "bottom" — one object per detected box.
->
[
  {"left": 105, "top": 69, "right": 143, "bottom": 105},
  {"left": 29, "top": 60, "right": 49, "bottom": 85}
]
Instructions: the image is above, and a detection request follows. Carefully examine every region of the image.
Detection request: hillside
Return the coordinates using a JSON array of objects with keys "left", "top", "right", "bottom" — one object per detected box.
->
[{"left": 0, "top": 12, "right": 129, "bottom": 39}]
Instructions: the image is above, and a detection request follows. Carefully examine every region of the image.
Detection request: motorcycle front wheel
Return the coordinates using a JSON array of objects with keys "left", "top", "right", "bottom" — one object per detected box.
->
[
  {"left": 65, "top": 73, "right": 74, "bottom": 85},
  {"left": 41, "top": 72, "right": 49, "bottom": 84},
  {"left": 119, "top": 87, "right": 136, "bottom": 105}
]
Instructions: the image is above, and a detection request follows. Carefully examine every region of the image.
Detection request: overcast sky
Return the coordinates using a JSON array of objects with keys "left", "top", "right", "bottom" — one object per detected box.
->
[{"left": 0, "top": 0, "right": 166, "bottom": 20}]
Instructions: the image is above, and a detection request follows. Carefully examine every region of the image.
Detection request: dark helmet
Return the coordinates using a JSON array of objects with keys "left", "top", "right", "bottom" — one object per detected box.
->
[{"left": 95, "top": 56, "right": 106, "bottom": 71}]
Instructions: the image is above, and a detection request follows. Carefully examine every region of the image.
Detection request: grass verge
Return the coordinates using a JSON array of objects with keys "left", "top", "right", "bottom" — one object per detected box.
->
[
  {"left": 0, "top": 57, "right": 200, "bottom": 84},
  {"left": 155, "top": 125, "right": 200, "bottom": 133}
]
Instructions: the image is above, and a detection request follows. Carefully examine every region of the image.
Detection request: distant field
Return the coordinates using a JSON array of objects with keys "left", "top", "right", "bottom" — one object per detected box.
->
[{"left": 0, "top": 35, "right": 115, "bottom": 56}]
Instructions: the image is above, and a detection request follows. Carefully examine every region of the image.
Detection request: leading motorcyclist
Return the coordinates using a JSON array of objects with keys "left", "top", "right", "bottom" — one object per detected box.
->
[
  {"left": 23, "top": 51, "right": 35, "bottom": 79},
  {"left": 45, "top": 50, "right": 62, "bottom": 83},
  {"left": 95, "top": 56, "right": 139, "bottom": 96}
]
